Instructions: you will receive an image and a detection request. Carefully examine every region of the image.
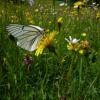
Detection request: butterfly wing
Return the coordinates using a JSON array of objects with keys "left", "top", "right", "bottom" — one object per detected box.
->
[{"left": 6, "top": 24, "right": 44, "bottom": 51}]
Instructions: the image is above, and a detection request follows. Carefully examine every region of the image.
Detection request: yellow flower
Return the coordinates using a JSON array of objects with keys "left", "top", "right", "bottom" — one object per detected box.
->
[
  {"left": 35, "top": 9, "right": 39, "bottom": 12},
  {"left": 74, "top": 1, "right": 84, "bottom": 8},
  {"left": 57, "top": 17, "right": 63, "bottom": 23},
  {"left": 80, "top": 40, "right": 90, "bottom": 49},
  {"left": 79, "top": 49, "right": 84, "bottom": 55},
  {"left": 9, "top": 15, "right": 18, "bottom": 23},
  {"left": 35, "top": 31, "right": 57, "bottom": 56},
  {"left": 96, "top": 12, "right": 100, "bottom": 19},
  {"left": 67, "top": 43, "right": 80, "bottom": 51},
  {"left": 65, "top": 36, "right": 80, "bottom": 51},
  {"left": 57, "top": 17, "right": 63, "bottom": 32},
  {"left": 81, "top": 32, "right": 87, "bottom": 37},
  {"left": 35, "top": 45, "right": 45, "bottom": 56}
]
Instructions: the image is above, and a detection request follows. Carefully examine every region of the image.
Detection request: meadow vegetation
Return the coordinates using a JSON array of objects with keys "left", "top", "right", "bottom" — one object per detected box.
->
[{"left": 0, "top": 0, "right": 100, "bottom": 100}]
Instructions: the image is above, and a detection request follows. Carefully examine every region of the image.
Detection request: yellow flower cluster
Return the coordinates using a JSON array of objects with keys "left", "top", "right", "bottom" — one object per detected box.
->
[
  {"left": 65, "top": 34, "right": 90, "bottom": 55},
  {"left": 35, "top": 31, "right": 58, "bottom": 56},
  {"left": 67, "top": 40, "right": 90, "bottom": 55},
  {"left": 9, "top": 15, "right": 19, "bottom": 23},
  {"left": 25, "top": 10, "right": 34, "bottom": 24}
]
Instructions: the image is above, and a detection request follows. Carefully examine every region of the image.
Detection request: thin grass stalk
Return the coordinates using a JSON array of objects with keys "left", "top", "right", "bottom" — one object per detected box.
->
[
  {"left": 79, "top": 56, "right": 82, "bottom": 89},
  {"left": 52, "top": 0, "right": 56, "bottom": 30}
]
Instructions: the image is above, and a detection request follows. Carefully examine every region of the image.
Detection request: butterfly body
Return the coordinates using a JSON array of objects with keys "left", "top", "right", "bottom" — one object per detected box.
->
[{"left": 6, "top": 24, "right": 44, "bottom": 51}]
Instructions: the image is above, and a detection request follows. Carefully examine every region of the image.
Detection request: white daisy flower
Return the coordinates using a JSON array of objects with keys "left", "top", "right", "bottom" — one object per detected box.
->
[{"left": 65, "top": 36, "right": 80, "bottom": 44}]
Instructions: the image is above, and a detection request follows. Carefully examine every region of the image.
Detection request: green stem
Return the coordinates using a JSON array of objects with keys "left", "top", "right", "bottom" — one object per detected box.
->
[{"left": 79, "top": 56, "right": 82, "bottom": 88}]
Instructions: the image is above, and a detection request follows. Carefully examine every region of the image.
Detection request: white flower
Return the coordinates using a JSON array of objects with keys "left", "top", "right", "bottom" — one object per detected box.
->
[
  {"left": 92, "top": 2, "right": 96, "bottom": 5},
  {"left": 65, "top": 36, "right": 80, "bottom": 44},
  {"left": 29, "top": 0, "right": 34, "bottom": 7},
  {"left": 59, "top": 2, "right": 67, "bottom": 7},
  {"left": 52, "top": 11, "right": 58, "bottom": 15},
  {"left": 74, "top": 6, "right": 78, "bottom": 9}
]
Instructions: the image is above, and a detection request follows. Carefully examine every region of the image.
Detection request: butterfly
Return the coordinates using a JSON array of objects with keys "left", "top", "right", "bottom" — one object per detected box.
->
[{"left": 6, "top": 24, "right": 44, "bottom": 51}]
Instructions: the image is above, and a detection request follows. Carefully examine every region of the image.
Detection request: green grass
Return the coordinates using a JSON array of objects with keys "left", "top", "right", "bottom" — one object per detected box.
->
[{"left": 0, "top": 0, "right": 100, "bottom": 100}]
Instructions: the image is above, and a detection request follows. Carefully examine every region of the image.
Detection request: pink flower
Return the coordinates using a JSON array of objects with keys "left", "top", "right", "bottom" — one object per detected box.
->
[{"left": 23, "top": 55, "right": 32, "bottom": 66}]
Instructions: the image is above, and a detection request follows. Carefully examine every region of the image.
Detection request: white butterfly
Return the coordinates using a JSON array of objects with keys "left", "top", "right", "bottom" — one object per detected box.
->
[{"left": 6, "top": 24, "right": 44, "bottom": 51}]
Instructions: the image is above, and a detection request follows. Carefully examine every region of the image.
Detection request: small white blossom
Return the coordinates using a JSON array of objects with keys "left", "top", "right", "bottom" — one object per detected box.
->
[
  {"left": 59, "top": 2, "right": 67, "bottom": 7},
  {"left": 74, "top": 6, "right": 78, "bottom": 8},
  {"left": 29, "top": 0, "right": 34, "bottom": 7},
  {"left": 65, "top": 36, "right": 80, "bottom": 44},
  {"left": 92, "top": 2, "right": 96, "bottom": 5}
]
